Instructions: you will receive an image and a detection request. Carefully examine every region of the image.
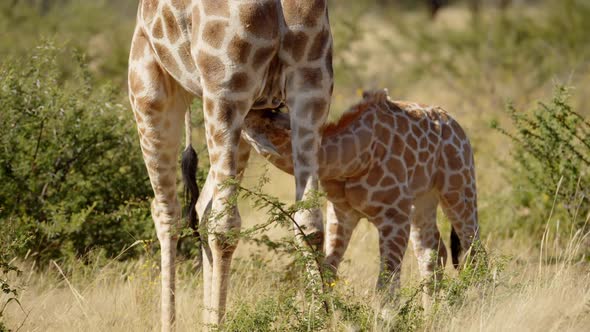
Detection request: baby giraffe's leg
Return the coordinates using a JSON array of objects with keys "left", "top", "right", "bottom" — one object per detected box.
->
[
  {"left": 325, "top": 200, "right": 360, "bottom": 279},
  {"left": 373, "top": 207, "right": 412, "bottom": 300},
  {"left": 410, "top": 191, "right": 447, "bottom": 307},
  {"left": 323, "top": 181, "right": 360, "bottom": 279}
]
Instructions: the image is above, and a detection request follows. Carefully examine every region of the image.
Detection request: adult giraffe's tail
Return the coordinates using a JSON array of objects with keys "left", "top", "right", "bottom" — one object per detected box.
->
[{"left": 181, "top": 110, "right": 200, "bottom": 241}]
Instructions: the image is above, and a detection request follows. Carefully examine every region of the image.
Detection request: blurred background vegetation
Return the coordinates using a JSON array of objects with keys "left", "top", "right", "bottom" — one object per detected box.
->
[{"left": 0, "top": 0, "right": 589, "bottom": 329}]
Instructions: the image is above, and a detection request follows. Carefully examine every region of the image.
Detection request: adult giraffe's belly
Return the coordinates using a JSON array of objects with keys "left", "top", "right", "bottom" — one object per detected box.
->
[{"left": 140, "top": 0, "right": 286, "bottom": 108}]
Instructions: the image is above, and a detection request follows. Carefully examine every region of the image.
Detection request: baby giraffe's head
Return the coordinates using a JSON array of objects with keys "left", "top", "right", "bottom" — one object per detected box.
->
[
  {"left": 242, "top": 108, "right": 292, "bottom": 158},
  {"left": 243, "top": 89, "right": 391, "bottom": 159}
]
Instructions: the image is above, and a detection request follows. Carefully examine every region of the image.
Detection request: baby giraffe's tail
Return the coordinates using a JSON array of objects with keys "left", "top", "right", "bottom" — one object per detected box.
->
[
  {"left": 181, "top": 110, "right": 200, "bottom": 241},
  {"left": 450, "top": 227, "right": 462, "bottom": 269}
]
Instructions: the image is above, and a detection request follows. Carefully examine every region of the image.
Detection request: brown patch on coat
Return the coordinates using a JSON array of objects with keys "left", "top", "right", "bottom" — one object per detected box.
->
[
  {"left": 282, "top": 31, "right": 309, "bottom": 62},
  {"left": 170, "top": 0, "right": 189, "bottom": 11},
  {"left": 202, "top": 0, "right": 229, "bottom": 17},
  {"left": 135, "top": 95, "right": 165, "bottom": 114},
  {"left": 302, "top": 98, "right": 328, "bottom": 123},
  {"left": 380, "top": 176, "right": 396, "bottom": 187},
  {"left": 225, "top": 72, "right": 250, "bottom": 92},
  {"left": 403, "top": 149, "right": 416, "bottom": 166},
  {"left": 162, "top": 5, "right": 181, "bottom": 43},
  {"left": 380, "top": 225, "right": 393, "bottom": 238},
  {"left": 397, "top": 116, "right": 409, "bottom": 134},
  {"left": 387, "top": 158, "right": 406, "bottom": 182},
  {"left": 448, "top": 174, "right": 464, "bottom": 190},
  {"left": 239, "top": 1, "right": 278, "bottom": 40},
  {"left": 282, "top": 0, "right": 326, "bottom": 27},
  {"left": 227, "top": 36, "right": 252, "bottom": 64},
  {"left": 299, "top": 67, "right": 323, "bottom": 91},
  {"left": 407, "top": 136, "right": 418, "bottom": 151},
  {"left": 154, "top": 42, "right": 181, "bottom": 78},
  {"left": 441, "top": 123, "right": 452, "bottom": 140},
  {"left": 197, "top": 52, "right": 225, "bottom": 91},
  {"left": 392, "top": 134, "right": 405, "bottom": 157},
  {"left": 252, "top": 46, "right": 276, "bottom": 68},
  {"left": 202, "top": 20, "right": 227, "bottom": 49},
  {"left": 152, "top": 18, "right": 164, "bottom": 39},
  {"left": 142, "top": 0, "right": 158, "bottom": 22},
  {"left": 444, "top": 145, "right": 462, "bottom": 171},
  {"left": 308, "top": 28, "right": 330, "bottom": 61},
  {"left": 411, "top": 124, "right": 423, "bottom": 137},
  {"left": 345, "top": 185, "right": 367, "bottom": 204}
]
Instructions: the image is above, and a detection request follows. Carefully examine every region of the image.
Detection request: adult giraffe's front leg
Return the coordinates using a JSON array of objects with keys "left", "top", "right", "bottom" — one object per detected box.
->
[
  {"left": 196, "top": 138, "right": 251, "bottom": 326},
  {"left": 199, "top": 94, "right": 250, "bottom": 327},
  {"left": 286, "top": 77, "right": 332, "bottom": 282},
  {"left": 128, "top": 28, "right": 192, "bottom": 332}
]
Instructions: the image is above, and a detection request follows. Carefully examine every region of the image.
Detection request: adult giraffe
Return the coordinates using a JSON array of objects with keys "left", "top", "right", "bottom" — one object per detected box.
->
[{"left": 127, "top": 0, "right": 333, "bottom": 330}]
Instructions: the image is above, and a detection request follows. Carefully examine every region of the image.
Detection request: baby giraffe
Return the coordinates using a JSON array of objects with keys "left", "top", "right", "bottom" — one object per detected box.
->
[{"left": 242, "top": 89, "right": 480, "bottom": 297}]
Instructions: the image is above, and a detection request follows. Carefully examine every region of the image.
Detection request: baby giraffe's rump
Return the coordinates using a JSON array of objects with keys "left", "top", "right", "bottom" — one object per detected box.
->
[{"left": 242, "top": 90, "right": 479, "bottom": 297}]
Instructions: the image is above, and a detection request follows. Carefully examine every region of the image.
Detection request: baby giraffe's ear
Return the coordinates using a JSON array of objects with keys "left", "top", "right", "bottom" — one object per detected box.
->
[{"left": 241, "top": 127, "right": 282, "bottom": 157}]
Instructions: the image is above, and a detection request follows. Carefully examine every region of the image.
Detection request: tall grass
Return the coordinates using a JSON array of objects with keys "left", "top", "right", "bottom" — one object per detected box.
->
[{"left": 3, "top": 201, "right": 588, "bottom": 331}]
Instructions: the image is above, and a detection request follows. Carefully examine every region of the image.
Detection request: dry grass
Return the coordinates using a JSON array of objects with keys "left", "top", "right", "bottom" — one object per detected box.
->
[{"left": 3, "top": 209, "right": 589, "bottom": 331}]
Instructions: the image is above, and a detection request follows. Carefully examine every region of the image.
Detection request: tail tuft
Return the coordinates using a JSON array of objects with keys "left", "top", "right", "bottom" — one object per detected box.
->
[
  {"left": 450, "top": 227, "right": 461, "bottom": 269},
  {"left": 181, "top": 144, "right": 200, "bottom": 240}
]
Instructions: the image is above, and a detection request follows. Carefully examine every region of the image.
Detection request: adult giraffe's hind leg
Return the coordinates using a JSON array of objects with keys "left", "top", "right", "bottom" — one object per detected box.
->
[{"left": 128, "top": 28, "right": 192, "bottom": 332}]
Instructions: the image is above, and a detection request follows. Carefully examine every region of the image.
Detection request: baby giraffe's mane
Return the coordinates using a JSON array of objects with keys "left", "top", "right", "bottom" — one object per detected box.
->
[{"left": 322, "top": 90, "right": 395, "bottom": 136}]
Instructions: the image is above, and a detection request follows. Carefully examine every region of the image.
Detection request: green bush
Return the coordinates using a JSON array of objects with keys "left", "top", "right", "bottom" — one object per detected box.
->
[
  {"left": 0, "top": 0, "right": 135, "bottom": 88},
  {"left": 0, "top": 43, "right": 153, "bottom": 264},
  {"left": 493, "top": 86, "right": 589, "bottom": 233}
]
